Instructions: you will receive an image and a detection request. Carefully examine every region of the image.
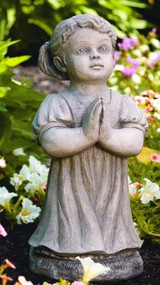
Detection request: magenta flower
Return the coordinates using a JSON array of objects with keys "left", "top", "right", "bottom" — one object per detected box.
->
[
  {"left": 157, "top": 52, "right": 160, "bottom": 61},
  {"left": 122, "top": 56, "right": 139, "bottom": 77},
  {"left": 127, "top": 57, "right": 139, "bottom": 69},
  {"left": 151, "top": 28, "right": 157, "bottom": 34},
  {"left": 118, "top": 37, "right": 138, "bottom": 50},
  {"left": 0, "top": 223, "right": 7, "bottom": 237},
  {"left": 150, "top": 153, "right": 160, "bottom": 162},
  {"left": 113, "top": 51, "right": 121, "bottom": 66},
  {"left": 122, "top": 67, "right": 136, "bottom": 77}
]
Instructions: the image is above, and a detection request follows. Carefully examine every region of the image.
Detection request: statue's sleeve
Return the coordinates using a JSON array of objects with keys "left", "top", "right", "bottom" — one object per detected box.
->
[
  {"left": 120, "top": 96, "right": 148, "bottom": 134},
  {"left": 32, "top": 94, "right": 73, "bottom": 143}
]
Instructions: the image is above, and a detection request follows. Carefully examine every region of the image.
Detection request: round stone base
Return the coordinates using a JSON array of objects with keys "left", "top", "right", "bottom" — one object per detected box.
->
[{"left": 29, "top": 247, "right": 143, "bottom": 282}]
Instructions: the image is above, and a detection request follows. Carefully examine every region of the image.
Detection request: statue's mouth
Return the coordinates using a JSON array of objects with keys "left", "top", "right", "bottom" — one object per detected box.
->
[{"left": 90, "top": 63, "right": 104, "bottom": 69}]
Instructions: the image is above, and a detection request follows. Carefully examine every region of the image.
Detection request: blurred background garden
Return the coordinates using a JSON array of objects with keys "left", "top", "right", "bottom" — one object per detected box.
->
[{"left": 0, "top": 0, "right": 160, "bottom": 284}]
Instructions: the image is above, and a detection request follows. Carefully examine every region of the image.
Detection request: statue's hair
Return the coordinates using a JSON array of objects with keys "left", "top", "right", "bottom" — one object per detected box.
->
[{"left": 38, "top": 14, "right": 117, "bottom": 80}]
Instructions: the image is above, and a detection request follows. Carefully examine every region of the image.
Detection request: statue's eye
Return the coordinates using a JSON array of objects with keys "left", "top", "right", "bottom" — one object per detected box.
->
[
  {"left": 99, "top": 46, "right": 109, "bottom": 52},
  {"left": 76, "top": 47, "right": 88, "bottom": 54}
]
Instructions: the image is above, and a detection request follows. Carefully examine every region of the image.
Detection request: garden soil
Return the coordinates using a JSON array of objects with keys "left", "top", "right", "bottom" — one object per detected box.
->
[{"left": 0, "top": 66, "right": 160, "bottom": 285}]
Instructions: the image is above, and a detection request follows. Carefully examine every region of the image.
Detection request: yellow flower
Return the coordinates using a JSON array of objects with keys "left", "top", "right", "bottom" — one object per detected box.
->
[{"left": 76, "top": 257, "right": 110, "bottom": 284}]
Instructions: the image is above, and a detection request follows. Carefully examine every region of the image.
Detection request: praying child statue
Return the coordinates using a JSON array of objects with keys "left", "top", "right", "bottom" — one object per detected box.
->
[{"left": 29, "top": 14, "right": 148, "bottom": 282}]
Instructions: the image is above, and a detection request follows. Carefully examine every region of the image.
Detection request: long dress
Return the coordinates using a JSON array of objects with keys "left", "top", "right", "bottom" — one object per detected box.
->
[{"left": 29, "top": 89, "right": 147, "bottom": 256}]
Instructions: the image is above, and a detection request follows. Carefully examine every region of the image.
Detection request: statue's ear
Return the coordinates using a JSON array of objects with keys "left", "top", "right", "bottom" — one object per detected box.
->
[{"left": 53, "top": 56, "right": 67, "bottom": 73}]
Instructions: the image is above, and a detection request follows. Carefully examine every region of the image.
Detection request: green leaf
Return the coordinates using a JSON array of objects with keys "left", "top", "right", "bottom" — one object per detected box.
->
[
  {"left": 47, "top": 0, "right": 62, "bottom": 9},
  {"left": 0, "top": 86, "right": 11, "bottom": 97},
  {"left": 28, "top": 18, "right": 53, "bottom": 35},
  {"left": 121, "top": 0, "right": 148, "bottom": 8},
  {"left": 0, "top": 102, "right": 7, "bottom": 111},
  {"left": 150, "top": 38, "right": 160, "bottom": 49},
  {"left": 130, "top": 19, "right": 148, "bottom": 29},
  {"left": 0, "top": 39, "right": 20, "bottom": 59},
  {"left": 1, "top": 55, "right": 31, "bottom": 67}
]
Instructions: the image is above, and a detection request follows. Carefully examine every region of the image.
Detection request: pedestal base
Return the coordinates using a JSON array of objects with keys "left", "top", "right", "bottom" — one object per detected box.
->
[{"left": 29, "top": 247, "right": 143, "bottom": 282}]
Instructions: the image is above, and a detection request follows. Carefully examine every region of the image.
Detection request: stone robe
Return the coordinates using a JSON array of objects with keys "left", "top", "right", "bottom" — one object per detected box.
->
[{"left": 29, "top": 90, "right": 147, "bottom": 256}]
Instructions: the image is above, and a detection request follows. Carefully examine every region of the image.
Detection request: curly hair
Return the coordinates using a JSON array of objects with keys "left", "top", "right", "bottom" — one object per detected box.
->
[{"left": 38, "top": 14, "right": 117, "bottom": 80}]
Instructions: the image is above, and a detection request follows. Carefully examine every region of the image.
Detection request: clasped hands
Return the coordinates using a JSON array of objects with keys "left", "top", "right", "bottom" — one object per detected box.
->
[{"left": 82, "top": 96, "right": 112, "bottom": 145}]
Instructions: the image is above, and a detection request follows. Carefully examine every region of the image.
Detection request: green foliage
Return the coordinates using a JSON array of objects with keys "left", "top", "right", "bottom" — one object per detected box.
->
[
  {"left": 110, "top": 29, "right": 160, "bottom": 244},
  {"left": 145, "top": 120, "right": 160, "bottom": 150},
  {"left": 0, "top": 0, "right": 150, "bottom": 58},
  {"left": 128, "top": 174, "right": 160, "bottom": 244},
  {"left": 0, "top": 39, "right": 46, "bottom": 183},
  {"left": 2, "top": 0, "right": 148, "bottom": 36},
  {"left": 128, "top": 157, "right": 160, "bottom": 185},
  {"left": 132, "top": 202, "right": 160, "bottom": 243},
  {"left": 131, "top": 195, "right": 160, "bottom": 244}
]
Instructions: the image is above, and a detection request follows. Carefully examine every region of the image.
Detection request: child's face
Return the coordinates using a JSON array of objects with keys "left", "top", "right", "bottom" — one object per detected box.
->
[{"left": 64, "top": 28, "right": 114, "bottom": 83}]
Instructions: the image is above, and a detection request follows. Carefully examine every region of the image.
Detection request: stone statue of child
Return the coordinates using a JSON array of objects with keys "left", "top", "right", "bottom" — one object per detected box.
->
[{"left": 29, "top": 14, "right": 148, "bottom": 282}]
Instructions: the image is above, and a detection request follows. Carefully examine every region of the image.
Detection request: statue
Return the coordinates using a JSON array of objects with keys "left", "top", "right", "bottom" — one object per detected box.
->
[{"left": 29, "top": 14, "right": 148, "bottom": 282}]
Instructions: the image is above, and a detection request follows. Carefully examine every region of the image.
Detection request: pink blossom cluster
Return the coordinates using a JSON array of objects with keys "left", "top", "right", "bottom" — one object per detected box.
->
[
  {"left": 113, "top": 51, "right": 121, "bottom": 66},
  {"left": 118, "top": 37, "right": 138, "bottom": 51},
  {"left": 134, "top": 89, "right": 160, "bottom": 122},
  {"left": 122, "top": 56, "right": 139, "bottom": 77}
]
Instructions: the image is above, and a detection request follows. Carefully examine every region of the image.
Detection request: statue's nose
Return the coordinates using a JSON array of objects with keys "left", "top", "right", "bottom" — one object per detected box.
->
[{"left": 90, "top": 50, "right": 100, "bottom": 59}]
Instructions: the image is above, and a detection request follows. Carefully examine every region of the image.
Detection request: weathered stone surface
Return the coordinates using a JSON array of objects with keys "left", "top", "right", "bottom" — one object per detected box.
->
[
  {"left": 29, "top": 247, "right": 143, "bottom": 281},
  {"left": 29, "top": 14, "right": 148, "bottom": 281}
]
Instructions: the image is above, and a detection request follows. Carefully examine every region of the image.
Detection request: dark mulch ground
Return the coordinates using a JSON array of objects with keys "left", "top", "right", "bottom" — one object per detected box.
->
[
  {"left": 0, "top": 217, "right": 160, "bottom": 285},
  {"left": 1, "top": 66, "right": 160, "bottom": 284}
]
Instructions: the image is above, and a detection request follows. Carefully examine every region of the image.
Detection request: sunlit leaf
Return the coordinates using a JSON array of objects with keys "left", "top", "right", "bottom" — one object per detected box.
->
[
  {"left": 0, "top": 86, "right": 11, "bottom": 97},
  {"left": 28, "top": 18, "right": 53, "bottom": 35},
  {"left": 1, "top": 55, "right": 31, "bottom": 67}
]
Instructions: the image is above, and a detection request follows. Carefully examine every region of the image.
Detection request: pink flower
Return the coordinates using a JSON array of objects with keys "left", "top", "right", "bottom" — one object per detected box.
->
[
  {"left": 147, "top": 116, "right": 155, "bottom": 122},
  {"left": 113, "top": 51, "right": 121, "bottom": 66},
  {"left": 141, "top": 90, "right": 156, "bottom": 99},
  {"left": 127, "top": 57, "right": 139, "bottom": 69},
  {"left": 0, "top": 275, "right": 13, "bottom": 281},
  {"left": 0, "top": 224, "right": 7, "bottom": 237},
  {"left": 41, "top": 183, "right": 47, "bottom": 190},
  {"left": 118, "top": 37, "right": 138, "bottom": 50},
  {"left": 0, "top": 157, "right": 6, "bottom": 168},
  {"left": 5, "top": 259, "right": 16, "bottom": 269},
  {"left": 150, "top": 153, "right": 160, "bottom": 162},
  {"left": 18, "top": 276, "right": 34, "bottom": 285},
  {"left": 134, "top": 96, "right": 146, "bottom": 106},
  {"left": 144, "top": 106, "right": 153, "bottom": 112},
  {"left": 151, "top": 28, "right": 157, "bottom": 34},
  {"left": 122, "top": 67, "right": 136, "bottom": 77},
  {"left": 71, "top": 281, "right": 85, "bottom": 285},
  {"left": 157, "top": 52, "right": 160, "bottom": 61}
]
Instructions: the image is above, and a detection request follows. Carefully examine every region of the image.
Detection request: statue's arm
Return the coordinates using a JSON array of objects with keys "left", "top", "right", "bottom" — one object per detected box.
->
[
  {"left": 99, "top": 127, "right": 144, "bottom": 158},
  {"left": 39, "top": 127, "right": 95, "bottom": 157},
  {"left": 98, "top": 100, "right": 146, "bottom": 157}
]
